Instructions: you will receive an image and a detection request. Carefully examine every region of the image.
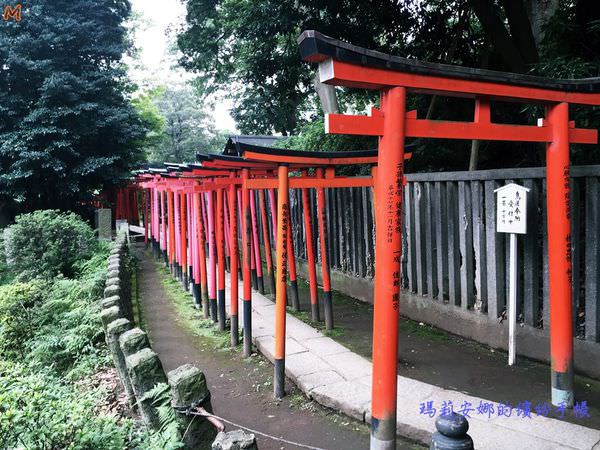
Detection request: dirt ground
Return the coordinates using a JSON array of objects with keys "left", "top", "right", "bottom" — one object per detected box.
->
[
  {"left": 287, "top": 277, "right": 600, "bottom": 430},
  {"left": 134, "top": 247, "right": 424, "bottom": 450}
]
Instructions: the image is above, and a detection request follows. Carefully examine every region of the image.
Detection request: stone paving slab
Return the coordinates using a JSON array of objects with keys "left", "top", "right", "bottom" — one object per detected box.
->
[{"left": 220, "top": 274, "right": 600, "bottom": 450}]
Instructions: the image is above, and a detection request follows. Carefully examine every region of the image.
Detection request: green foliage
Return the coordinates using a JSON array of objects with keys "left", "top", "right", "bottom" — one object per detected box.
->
[
  {"left": 0, "top": 0, "right": 146, "bottom": 212},
  {"left": 141, "top": 383, "right": 184, "bottom": 450},
  {"left": 0, "top": 281, "right": 46, "bottom": 359},
  {"left": 177, "top": 0, "right": 478, "bottom": 136},
  {"left": 0, "top": 362, "right": 135, "bottom": 450},
  {"left": 133, "top": 85, "right": 230, "bottom": 164},
  {"left": 281, "top": 119, "right": 376, "bottom": 175},
  {"left": 3, "top": 210, "right": 97, "bottom": 281}
]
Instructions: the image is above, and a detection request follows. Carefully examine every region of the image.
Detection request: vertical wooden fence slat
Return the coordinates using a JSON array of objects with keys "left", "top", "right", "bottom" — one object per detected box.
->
[
  {"left": 471, "top": 181, "right": 487, "bottom": 311},
  {"left": 355, "top": 188, "right": 366, "bottom": 277},
  {"left": 344, "top": 189, "right": 354, "bottom": 274},
  {"left": 484, "top": 179, "right": 504, "bottom": 318},
  {"left": 337, "top": 189, "right": 345, "bottom": 270},
  {"left": 435, "top": 181, "right": 448, "bottom": 301},
  {"left": 570, "top": 179, "right": 581, "bottom": 333},
  {"left": 405, "top": 184, "right": 417, "bottom": 291},
  {"left": 523, "top": 179, "right": 540, "bottom": 327},
  {"left": 414, "top": 182, "right": 427, "bottom": 295},
  {"left": 424, "top": 182, "right": 438, "bottom": 299},
  {"left": 446, "top": 181, "right": 460, "bottom": 305},
  {"left": 458, "top": 181, "right": 474, "bottom": 309},
  {"left": 328, "top": 189, "right": 338, "bottom": 269},
  {"left": 362, "top": 187, "right": 374, "bottom": 277},
  {"left": 585, "top": 177, "right": 600, "bottom": 342},
  {"left": 542, "top": 178, "right": 550, "bottom": 329}
]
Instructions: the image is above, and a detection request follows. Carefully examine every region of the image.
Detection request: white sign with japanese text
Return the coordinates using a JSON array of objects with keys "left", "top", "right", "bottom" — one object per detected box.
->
[{"left": 495, "top": 183, "right": 529, "bottom": 235}]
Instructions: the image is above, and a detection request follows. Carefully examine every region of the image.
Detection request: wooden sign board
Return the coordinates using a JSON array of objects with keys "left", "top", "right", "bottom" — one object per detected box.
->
[{"left": 494, "top": 183, "right": 530, "bottom": 235}]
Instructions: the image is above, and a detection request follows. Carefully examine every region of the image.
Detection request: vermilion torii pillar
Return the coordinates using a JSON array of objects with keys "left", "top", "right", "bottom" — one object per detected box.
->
[
  {"left": 299, "top": 30, "right": 600, "bottom": 449},
  {"left": 240, "top": 146, "right": 383, "bottom": 399}
]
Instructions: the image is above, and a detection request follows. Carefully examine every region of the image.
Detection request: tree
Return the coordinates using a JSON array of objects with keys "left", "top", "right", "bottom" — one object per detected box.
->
[
  {"left": 177, "top": 0, "right": 600, "bottom": 170},
  {"left": 0, "top": 0, "right": 146, "bottom": 213},
  {"left": 134, "top": 85, "right": 231, "bottom": 164}
]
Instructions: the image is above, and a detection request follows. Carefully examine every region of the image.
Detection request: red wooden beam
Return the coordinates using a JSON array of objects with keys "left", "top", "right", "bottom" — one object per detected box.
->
[
  {"left": 326, "top": 112, "right": 598, "bottom": 144},
  {"left": 320, "top": 59, "right": 600, "bottom": 106}
]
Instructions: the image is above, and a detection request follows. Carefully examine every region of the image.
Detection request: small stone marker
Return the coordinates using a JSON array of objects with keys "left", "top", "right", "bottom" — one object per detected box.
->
[
  {"left": 430, "top": 412, "right": 473, "bottom": 450},
  {"left": 495, "top": 182, "right": 530, "bottom": 366},
  {"left": 95, "top": 208, "right": 112, "bottom": 240}
]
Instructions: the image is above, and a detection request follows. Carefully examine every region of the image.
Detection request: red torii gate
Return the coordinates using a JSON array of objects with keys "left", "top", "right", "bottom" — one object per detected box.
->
[
  {"left": 238, "top": 146, "right": 385, "bottom": 399},
  {"left": 299, "top": 30, "right": 600, "bottom": 449}
]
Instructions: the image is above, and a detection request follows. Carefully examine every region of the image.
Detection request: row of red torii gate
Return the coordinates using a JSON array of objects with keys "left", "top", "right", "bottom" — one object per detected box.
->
[{"left": 113, "top": 31, "right": 600, "bottom": 450}]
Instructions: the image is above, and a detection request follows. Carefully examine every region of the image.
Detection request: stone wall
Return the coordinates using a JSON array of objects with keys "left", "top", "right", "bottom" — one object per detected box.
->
[{"left": 99, "top": 232, "right": 257, "bottom": 449}]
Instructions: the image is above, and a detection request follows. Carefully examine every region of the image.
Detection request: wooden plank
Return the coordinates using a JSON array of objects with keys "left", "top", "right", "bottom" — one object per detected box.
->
[
  {"left": 424, "top": 182, "right": 438, "bottom": 298},
  {"left": 405, "top": 164, "right": 600, "bottom": 183},
  {"left": 329, "top": 189, "right": 338, "bottom": 269},
  {"left": 471, "top": 180, "right": 487, "bottom": 312},
  {"left": 343, "top": 188, "right": 353, "bottom": 273},
  {"left": 370, "top": 187, "right": 376, "bottom": 278},
  {"left": 484, "top": 179, "right": 505, "bottom": 319},
  {"left": 542, "top": 179, "right": 550, "bottom": 329},
  {"left": 570, "top": 178, "right": 581, "bottom": 334},
  {"left": 585, "top": 177, "right": 600, "bottom": 342},
  {"left": 434, "top": 182, "right": 448, "bottom": 301},
  {"left": 337, "top": 188, "right": 346, "bottom": 271},
  {"left": 458, "top": 181, "right": 474, "bottom": 309},
  {"left": 405, "top": 183, "right": 417, "bottom": 292},
  {"left": 414, "top": 182, "right": 427, "bottom": 295},
  {"left": 355, "top": 188, "right": 366, "bottom": 277},
  {"left": 523, "top": 179, "right": 540, "bottom": 327},
  {"left": 360, "top": 188, "right": 374, "bottom": 277},
  {"left": 447, "top": 181, "right": 461, "bottom": 305}
]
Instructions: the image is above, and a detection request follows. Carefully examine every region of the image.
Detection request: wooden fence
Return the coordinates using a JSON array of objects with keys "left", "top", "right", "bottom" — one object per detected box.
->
[{"left": 260, "top": 165, "right": 600, "bottom": 345}]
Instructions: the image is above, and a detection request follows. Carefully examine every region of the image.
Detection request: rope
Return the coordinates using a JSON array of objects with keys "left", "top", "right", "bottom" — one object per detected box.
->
[{"left": 177, "top": 406, "right": 329, "bottom": 450}]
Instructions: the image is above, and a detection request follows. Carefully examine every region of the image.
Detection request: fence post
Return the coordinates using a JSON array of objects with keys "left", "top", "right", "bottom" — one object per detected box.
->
[
  {"left": 169, "top": 364, "right": 217, "bottom": 449},
  {"left": 125, "top": 347, "right": 168, "bottom": 428}
]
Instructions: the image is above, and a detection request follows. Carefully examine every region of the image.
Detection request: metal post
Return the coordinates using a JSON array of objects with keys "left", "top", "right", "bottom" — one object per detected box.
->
[
  {"left": 242, "top": 169, "right": 253, "bottom": 357},
  {"left": 229, "top": 183, "right": 239, "bottom": 346},
  {"left": 508, "top": 232, "right": 517, "bottom": 366},
  {"left": 259, "top": 190, "right": 276, "bottom": 295},
  {"left": 371, "top": 87, "right": 406, "bottom": 450},
  {"left": 316, "top": 168, "right": 333, "bottom": 330},
  {"left": 302, "top": 180, "right": 320, "bottom": 322},
  {"left": 216, "top": 188, "right": 226, "bottom": 331},
  {"left": 546, "top": 102, "right": 574, "bottom": 407},
  {"left": 274, "top": 164, "right": 289, "bottom": 399}
]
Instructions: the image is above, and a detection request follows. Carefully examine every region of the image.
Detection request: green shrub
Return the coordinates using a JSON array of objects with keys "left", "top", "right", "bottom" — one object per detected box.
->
[
  {"left": 0, "top": 281, "right": 46, "bottom": 359},
  {"left": 0, "top": 362, "right": 135, "bottom": 450},
  {"left": 3, "top": 210, "right": 96, "bottom": 281}
]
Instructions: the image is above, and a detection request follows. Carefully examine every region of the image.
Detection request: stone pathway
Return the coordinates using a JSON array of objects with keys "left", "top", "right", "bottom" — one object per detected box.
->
[{"left": 222, "top": 275, "right": 600, "bottom": 450}]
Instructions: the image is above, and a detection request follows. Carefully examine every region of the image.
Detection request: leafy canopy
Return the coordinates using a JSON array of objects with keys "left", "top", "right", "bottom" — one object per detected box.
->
[{"left": 0, "top": 0, "right": 146, "bottom": 212}]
